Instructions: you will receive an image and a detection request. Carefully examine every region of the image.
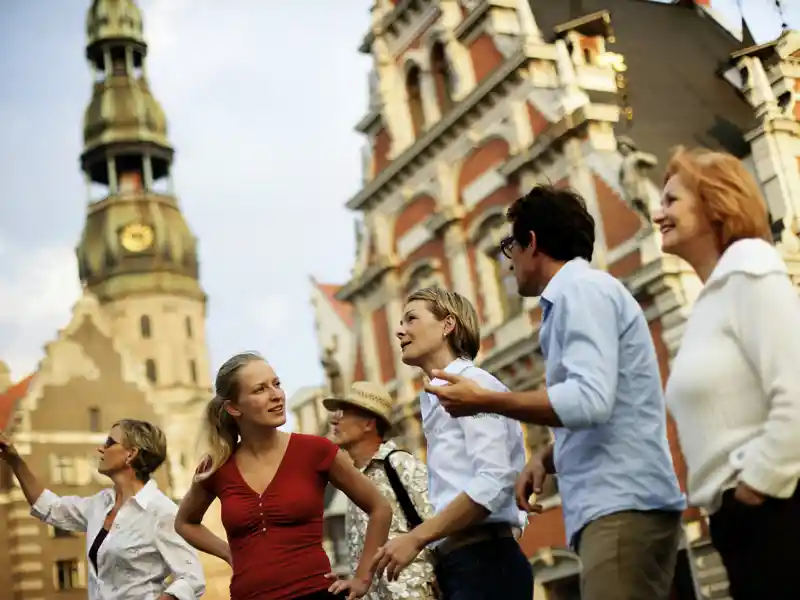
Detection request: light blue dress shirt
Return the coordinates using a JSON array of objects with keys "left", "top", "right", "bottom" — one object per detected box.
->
[
  {"left": 423, "top": 358, "right": 528, "bottom": 541},
  {"left": 540, "top": 259, "right": 686, "bottom": 548}
]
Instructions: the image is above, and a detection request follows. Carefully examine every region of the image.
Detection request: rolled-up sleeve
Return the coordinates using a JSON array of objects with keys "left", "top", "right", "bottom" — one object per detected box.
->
[
  {"left": 31, "top": 489, "right": 92, "bottom": 533},
  {"left": 154, "top": 514, "right": 206, "bottom": 600},
  {"left": 459, "top": 369, "right": 518, "bottom": 514},
  {"left": 547, "top": 281, "right": 620, "bottom": 429}
]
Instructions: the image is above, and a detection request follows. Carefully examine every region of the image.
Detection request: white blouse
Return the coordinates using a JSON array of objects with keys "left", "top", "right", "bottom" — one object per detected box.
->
[
  {"left": 31, "top": 480, "right": 205, "bottom": 600},
  {"left": 665, "top": 238, "right": 800, "bottom": 512}
]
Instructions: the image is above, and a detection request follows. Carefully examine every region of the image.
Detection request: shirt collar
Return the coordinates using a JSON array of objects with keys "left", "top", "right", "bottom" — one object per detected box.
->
[
  {"left": 540, "top": 258, "right": 590, "bottom": 306},
  {"left": 705, "top": 238, "right": 786, "bottom": 288},
  {"left": 365, "top": 440, "right": 399, "bottom": 471},
  {"left": 108, "top": 479, "right": 159, "bottom": 510},
  {"left": 442, "top": 357, "right": 472, "bottom": 377},
  {"left": 425, "top": 358, "right": 473, "bottom": 401}
]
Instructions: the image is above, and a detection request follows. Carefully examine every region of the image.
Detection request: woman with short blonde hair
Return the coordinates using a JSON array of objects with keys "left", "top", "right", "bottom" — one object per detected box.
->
[
  {"left": 0, "top": 419, "right": 204, "bottom": 600},
  {"left": 175, "top": 351, "right": 393, "bottom": 600},
  {"left": 372, "top": 287, "right": 531, "bottom": 600},
  {"left": 655, "top": 147, "right": 800, "bottom": 600}
]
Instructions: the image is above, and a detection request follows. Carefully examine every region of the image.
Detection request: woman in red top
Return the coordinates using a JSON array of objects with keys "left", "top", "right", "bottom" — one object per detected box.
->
[{"left": 175, "top": 352, "right": 392, "bottom": 600}]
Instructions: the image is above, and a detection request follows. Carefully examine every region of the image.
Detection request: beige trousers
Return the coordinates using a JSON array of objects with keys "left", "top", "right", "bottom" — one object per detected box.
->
[{"left": 578, "top": 510, "right": 682, "bottom": 600}]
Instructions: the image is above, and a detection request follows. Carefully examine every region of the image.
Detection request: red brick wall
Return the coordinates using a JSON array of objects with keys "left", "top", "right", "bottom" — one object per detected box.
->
[
  {"left": 520, "top": 506, "right": 569, "bottom": 555},
  {"left": 594, "top": 174, "right": 641, "bottom": 249},
  {"left": 402, "top": 239, "right": 451, "bottom": 288},
  {"left": 372, "top": 307, "right": 396, "bottom": 383},
  {"left": 463, "top": 184, "right": 518, "bottom": 230},
  {"left": 395, "top": 194, "right": 437, "bottom": 241},
  {"left": 353, "top": 342, "right": 366, "bottom": 381},
  {"left": 374, "top": 128, "right": 392, "bottom": 174},
  {"left": 528, "top": 103, "right": 549, "bottom": 136},
  {"left": 608, "top": 250, "right": 642, "bottom": 279},
  {"left": 468, "top": 34, "right": 504, "bottom": 83},
  {"left": 458, "top": 138, "right": 510, "bottom": 190}
]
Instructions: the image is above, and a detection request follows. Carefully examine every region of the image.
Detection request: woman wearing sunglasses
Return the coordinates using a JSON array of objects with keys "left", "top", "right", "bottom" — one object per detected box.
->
[{"left": 0, "top": 419, "right": 205, "bottom": 600}]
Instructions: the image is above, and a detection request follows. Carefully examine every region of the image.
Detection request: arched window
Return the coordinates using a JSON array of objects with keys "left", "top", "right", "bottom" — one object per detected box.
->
[
  {"left": 88, "top": 407, "right": 101, "bottom": 432},
  {"left": 431, "top": 42, "right": 454, "bottom": 114},
  {"left": 406, "top": 65, "right": 425, "bottom": 136},
  {"left": 140, "top": 315, "right": 151, "bottom": 338},
  {"left": 403, "top": 263, "right": 442, "bottom": 296},
  {"left": 145, "top": 359, "right": 157, "bottom": 383}
]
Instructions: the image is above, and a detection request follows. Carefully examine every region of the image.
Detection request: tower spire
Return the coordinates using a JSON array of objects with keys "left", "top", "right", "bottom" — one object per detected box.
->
[
  {"left": 74, "top": 0, "right": 211, "bottom": 494},
  {"left": 77, "top": 0, "right": 202, "bottom": 304}
]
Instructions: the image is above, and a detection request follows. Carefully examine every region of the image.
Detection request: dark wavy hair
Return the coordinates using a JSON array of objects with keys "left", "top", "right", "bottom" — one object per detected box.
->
[{"left": 506, "top": 185, "right": 595, "bottom": 262}]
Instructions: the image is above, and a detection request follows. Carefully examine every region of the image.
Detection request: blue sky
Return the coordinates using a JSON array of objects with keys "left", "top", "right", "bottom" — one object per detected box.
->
[{"left": 0, "top": 1, "right": 796, "bottom": 417}]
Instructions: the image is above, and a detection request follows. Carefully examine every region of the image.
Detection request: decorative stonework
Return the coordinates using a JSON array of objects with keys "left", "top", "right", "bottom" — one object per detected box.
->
[{"left": 22, "top": 290, "right": 156, "bottom": 416}]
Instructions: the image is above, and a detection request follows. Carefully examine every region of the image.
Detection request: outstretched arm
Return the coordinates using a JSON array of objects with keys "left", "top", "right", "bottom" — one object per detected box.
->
[
  {"left": 1, "top": 434, "right": 90, "bottom": 532},
  {"left": 429, "top": 282, "right": 620, "bottom": 429}
]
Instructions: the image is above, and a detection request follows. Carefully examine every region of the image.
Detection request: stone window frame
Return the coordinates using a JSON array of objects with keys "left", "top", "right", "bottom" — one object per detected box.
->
[
  {"left": 53, "top": 558, "right": 86, "bottom": 590},
  {"left": 400, "top": 258, "right": 445, "bottom": 297},
  {"left": 140, "top": 314, "right": 152, "bottom": 338},
  {"left": 145, "top": 358, "right": 157, "bottom": 383},
  {"left": 467, "top": 208, "right": 523, "bottom": 328}
]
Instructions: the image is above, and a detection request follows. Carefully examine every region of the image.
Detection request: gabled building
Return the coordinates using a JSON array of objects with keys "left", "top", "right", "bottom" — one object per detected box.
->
[
  {"left": 296, "top": 1, "right": 800, "bottom": 598},
  {"left": 0, "top": 1, "right": 231, "bottom": 598}
]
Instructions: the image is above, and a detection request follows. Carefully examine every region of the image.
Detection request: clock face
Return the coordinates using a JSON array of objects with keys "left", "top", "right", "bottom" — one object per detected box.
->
[{"left": 120, "top": 223, "right": 154, "bottom": 253}]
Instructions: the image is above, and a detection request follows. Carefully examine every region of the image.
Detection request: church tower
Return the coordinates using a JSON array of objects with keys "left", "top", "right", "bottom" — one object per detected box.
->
[{"left": 75, "top": 0, "right": 212, "bottom": 497}]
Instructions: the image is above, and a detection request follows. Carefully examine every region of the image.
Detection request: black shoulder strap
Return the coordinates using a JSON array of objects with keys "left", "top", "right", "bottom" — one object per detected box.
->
[{"left": 381, "top": 449, "right": 423, "bottom": 529}]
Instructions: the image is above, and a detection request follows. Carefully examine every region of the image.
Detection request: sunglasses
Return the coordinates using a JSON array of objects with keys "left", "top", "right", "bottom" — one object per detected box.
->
[{"left": 102, "top": 437, "right": 120, "bottom": 449}]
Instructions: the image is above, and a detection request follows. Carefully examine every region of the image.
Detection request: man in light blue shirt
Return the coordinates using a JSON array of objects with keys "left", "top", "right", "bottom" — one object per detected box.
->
[{"left": 428, "top": 185, "right": 686, "bottom": 600}]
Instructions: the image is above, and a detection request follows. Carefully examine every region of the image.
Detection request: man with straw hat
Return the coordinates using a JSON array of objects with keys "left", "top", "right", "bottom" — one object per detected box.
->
[{"left": 325, "top": 382, "right": 437, "bottom": 600}]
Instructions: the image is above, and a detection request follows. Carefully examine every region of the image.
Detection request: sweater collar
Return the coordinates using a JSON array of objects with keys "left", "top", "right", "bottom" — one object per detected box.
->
[{"left": 704, "top": 239, "right": 785, "bottom": 294}]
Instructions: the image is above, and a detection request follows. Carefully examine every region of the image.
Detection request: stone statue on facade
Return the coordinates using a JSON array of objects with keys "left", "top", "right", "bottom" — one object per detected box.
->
[
  {"left": 367, "top": 68, "right": 381, "bottom": 113},
  {"left": 618, "top": 136, "right": 658, "bottom": 225},
  {"left": 372, "top": 36, "right": 414, "bottom": 153},
  {"left": 321, "top": 336, "right": 345, "bottom": 398}
]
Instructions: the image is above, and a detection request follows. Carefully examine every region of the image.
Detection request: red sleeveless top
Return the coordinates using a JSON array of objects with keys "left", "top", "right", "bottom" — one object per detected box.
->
[{"left": 200, "top": 433, "right": 339, "bottom": 600}]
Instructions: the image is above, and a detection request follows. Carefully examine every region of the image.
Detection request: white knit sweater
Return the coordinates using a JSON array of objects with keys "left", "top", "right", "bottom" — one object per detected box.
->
[{"left": 665, "top": 238, "right": 800, "bottom": 513}]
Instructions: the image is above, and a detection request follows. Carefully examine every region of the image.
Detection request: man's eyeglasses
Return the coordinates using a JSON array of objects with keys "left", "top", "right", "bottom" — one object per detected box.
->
[
  {"left": 500, "top": 236, "right": 516, "bottom": 259},
  {"left": 103, "top": 437, "right": 119, "bottom": 449}
]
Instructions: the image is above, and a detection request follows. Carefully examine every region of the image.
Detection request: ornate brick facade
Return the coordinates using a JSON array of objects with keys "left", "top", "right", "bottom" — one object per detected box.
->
[{"left": 296, "top": 3, "right": 800, "bottom": 598}]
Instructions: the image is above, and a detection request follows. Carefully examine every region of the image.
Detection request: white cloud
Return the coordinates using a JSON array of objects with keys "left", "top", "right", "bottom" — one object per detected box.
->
[{"left": 0, "top": 239, "right": 81, "bottom": 379}]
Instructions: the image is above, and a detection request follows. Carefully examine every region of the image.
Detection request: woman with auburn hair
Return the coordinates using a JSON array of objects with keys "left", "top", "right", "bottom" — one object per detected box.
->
[
  {"left": 655, "top": 147, "right": 800, "bottom": 599},
  {"left": 0, "top": 420, "right": 204, "bottom": 600},
  {"left": 371, "top": 287, "right": 531, "bottom": 600},
  {"left": 174, "top": 351, "right": 392, "bottom": 600}
]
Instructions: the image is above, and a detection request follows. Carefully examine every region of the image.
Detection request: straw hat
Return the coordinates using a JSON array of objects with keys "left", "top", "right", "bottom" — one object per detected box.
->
[{"left": 322, "top": 381, "right": 393, "bottom": 425}]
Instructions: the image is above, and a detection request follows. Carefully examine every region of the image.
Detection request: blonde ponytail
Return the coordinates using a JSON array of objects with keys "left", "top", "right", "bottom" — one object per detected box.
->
[
  {"left": 194, "top": 351, "right": 263, "bottom": 482},
  {"left": 195, "top": 395, "right": 240, "bottom": 482}
]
